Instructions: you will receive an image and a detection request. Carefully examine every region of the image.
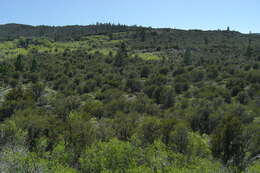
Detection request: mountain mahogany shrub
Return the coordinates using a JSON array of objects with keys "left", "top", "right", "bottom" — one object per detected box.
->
[
  {"left": 135, "top": 116, "right": 162, "bottom": 145},
  {"left": 245, "top": 161, "right": 260, "bottom": 173},
  {"left": 79, "top": 138, "right": 140, "bottom": 173},
  {"left": 0, "top": 146, "right": 78, "bottom": 173}
]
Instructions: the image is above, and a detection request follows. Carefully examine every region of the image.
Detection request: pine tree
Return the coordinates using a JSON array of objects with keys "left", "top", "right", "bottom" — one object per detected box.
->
[
  {"left": 227, "top": 26, "right": 230, "bottom": 32},
  {"left": 15, "top": 54, "right": 24, "bottom": 71},
  {"left": 162, "top": 89, "right": 175, "bottom": 109},
  {"left": 140, "top": 29, "right": 146, "bottom": 42},
  {"left": 212, "top": 115, "right": 245, "bottom": 170},
  {"left": 183, "top": 49, "right": 192, "bottom": 65},
  {"left": 114, "top": 42, "right": 127, "bottom": 67},
  {"left": 245, "top": 40, "right": 253, "bottom": 58},
  {"left": 108, "top": 32, "right": 113, "bottom": 40},
  {"left": 30, "top": 58, "right": 37, "bottom": 72}
]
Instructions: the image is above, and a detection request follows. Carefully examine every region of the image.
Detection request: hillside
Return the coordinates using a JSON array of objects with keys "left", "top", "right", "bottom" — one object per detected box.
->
[
  {"left": 0, "top": 23, "right": 259, "bottom": 172},
  {"left": 0, "top": 23, "right": 139, "bottom": 41}
]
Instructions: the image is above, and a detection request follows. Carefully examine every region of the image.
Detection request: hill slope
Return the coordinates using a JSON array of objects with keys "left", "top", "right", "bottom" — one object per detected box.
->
[
  {"left": 0, "top": 23, "right": 259, "bottom": 172},
  {"left": 0, "top": 23, "right": 140, "bottom": 41}
]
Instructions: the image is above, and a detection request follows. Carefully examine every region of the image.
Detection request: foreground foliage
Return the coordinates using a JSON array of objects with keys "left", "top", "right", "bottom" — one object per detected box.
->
[{"left": 0, "top": 24, "right": 259, "bottom": 172}]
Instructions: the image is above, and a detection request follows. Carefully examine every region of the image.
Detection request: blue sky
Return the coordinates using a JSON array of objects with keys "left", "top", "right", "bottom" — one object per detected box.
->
[{"left": 1, "top": 0, "right": 259, "bottom": 33}]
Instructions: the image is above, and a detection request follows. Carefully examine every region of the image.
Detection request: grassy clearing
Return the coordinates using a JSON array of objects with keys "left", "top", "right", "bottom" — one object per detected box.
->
[
  {"left": 0, "top": 33, "right": 127, "bottom": 62},
  {"left": 0, "top": 34, "right": 152, "bottom": 62},
  {"left": 83, "top": 35, "right": 109, "bottom": 41},
  {"left": 132, "top": 52, "right": 161, "bottom": 60},
  {"left": 89, "top": 48, "right": 115, "bottom": 56}
]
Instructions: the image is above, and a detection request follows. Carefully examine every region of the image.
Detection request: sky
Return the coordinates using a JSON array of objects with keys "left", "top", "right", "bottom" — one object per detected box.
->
[{"left": 0, "top": 0, "right": 259, "bottom": 33}]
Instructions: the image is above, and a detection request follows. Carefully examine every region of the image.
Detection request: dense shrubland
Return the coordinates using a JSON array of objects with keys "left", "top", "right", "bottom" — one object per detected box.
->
[{"left": 0, "top": 24, "right": 260, "bottom": 172}]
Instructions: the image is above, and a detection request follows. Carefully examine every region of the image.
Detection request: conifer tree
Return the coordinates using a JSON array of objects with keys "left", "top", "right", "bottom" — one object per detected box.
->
[
  {"left": 183, "top": 49, "right": 192, "bottom": 65},
  {"left": 30, "top": 58, "right": 37, "bottom": 72},
  {"left": 212, "top": 115, "right": 245, "bottom": 170},
  {"left": 15, "top": 54, "right": 24, "bottom": 71},
  {"left": 114, "top": 42, "right": 127, "bottom": 67}
]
